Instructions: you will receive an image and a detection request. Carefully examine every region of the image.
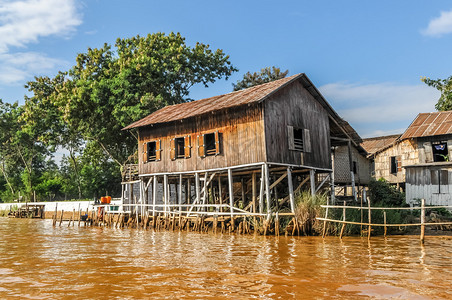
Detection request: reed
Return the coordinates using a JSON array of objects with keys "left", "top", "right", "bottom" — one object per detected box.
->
[{"left": 293, "top": 191, "right": 327, "bottom": 235}]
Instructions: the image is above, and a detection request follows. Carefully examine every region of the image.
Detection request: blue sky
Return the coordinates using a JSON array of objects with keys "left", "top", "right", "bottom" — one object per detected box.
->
[{"left": 1, "top": 0, "right": 452, "bottom": 138}]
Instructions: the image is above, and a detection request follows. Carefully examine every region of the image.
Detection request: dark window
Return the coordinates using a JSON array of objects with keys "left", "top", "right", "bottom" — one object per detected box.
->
[
  {"left": 390, "top": 156, "right": 397, "bottom": 174},
  {"left": 432, "top": 142, "right": 448, "bottom": 162},
  {"left": 293, "top": 128, "right": 304, "bottom": 151},
  {"left": 353, "top": 161, "right": 357, "bottom": 174},
  {"left": 147, "top": 141, "right": 157, "bottom": 162},
  {"left": 198, "top": 132, "right": 220, "bottom": 157},
  {"left": 205, "top": 133, "right": 216, "bottom": 156},
  {"left": 175, "top": 137, "right": 185, "bottom": 159},
  {"left": 288, "top": 126, "right": 311, "bottom": 152}
]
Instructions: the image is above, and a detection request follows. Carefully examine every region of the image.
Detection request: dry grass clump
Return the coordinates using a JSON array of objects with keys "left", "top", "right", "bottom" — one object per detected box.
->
[{"left": 293, "top": 191, "right": 327, "bottom": 235}]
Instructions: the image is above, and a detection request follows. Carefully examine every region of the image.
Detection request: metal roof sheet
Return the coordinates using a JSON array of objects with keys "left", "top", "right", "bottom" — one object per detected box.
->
[
  {"left": 361, "top": 134, "right": 400, "bottom": 155},
  {"left": 400, "top": 111, "right": 452, "bottom": 140},
  {"left": 124, "top": 73, "right": 301, "bottom": 130}
]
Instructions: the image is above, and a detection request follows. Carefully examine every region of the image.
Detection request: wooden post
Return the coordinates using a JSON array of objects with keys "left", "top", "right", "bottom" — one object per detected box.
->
[
  {"left": 218, "top": 176, "right": 223, "bottom": 212},
  {"left": 310, "top": 169, "right": 315, "bottom": 198},
  {"left": 259, "top": 165, "right": 264, "bottom": 214},
  {"left": 265, "top": 163, "right": 271, "bottom": 214},
  {"left": 322, "top": 205, "right": 329, "bottom": 238},
  {"left": 195, "top": 172, "right": 200, "bottom": 211},
  {"left": 420, "top": 198, "right": 425, "bottom": 243},
  {"left": 59, "top": 210, "right": 64, "bottom": 226},
  {"left": 339, "top": 201, "right": 346, "bottom": 239},
  {"left": 163, "top": 174, "right": 168, "bottom": 216},
  {"left": 228, "top": 168, "right": 234, "bottom": 218},
  {"left": 53, "top": 203, "right": 58, "bottom": 226},
  {"left": 179, "top": 174, "right": 183, "bottom": 213},
  {"left": 202, "top": 172, "right": 208, "bottom": 209},
  {"left": 383, "top": 210, "right": 387, "bottom": 237},
  {"left": 186, "top": 177, "right": 191, "bottom": 205},
  {"left": 348, "top": 139, "right": 357, "bottom": 202},
  {"left": 152, "top": 175, "right": 157, "bottom": 217},
  {"left": 367, "top": 198, "right": 371, "bottom": 240},
  {"left": 241, "top": 178, "right": 246, "bottom": 208},
  {"left": 287, "top": 167, "right": 295, "bottom": 214}
]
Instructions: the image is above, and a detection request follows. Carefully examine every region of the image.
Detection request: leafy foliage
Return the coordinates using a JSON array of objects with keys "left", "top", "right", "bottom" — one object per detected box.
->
[
  {"left": 232, "top": 66, "right": 288, "bottom": 91},
  {"left": 0, "top": 32, "right": 236, "bottom": 202},
  {"left": 368, "top": 178, "right": 406, "bottom": 207},
  {"left": 422, "top": 75, "right": 452, "bottom": 111}
]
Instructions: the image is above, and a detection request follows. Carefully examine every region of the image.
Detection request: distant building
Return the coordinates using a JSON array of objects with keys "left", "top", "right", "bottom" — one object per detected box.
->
[{"left": 362, "top": 111, "right": 452, "bottom": 206}]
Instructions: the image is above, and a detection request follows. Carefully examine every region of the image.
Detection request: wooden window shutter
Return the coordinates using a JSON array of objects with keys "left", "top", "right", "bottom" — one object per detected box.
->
[
  {"left": 156, "top": 140, "right": 162, "bottom": 161},
  {"left": 198, "top": 134, "right": 205, "bottom": 157},
  {"left": 142, "top": 142, "right": 147, "bottom": 164},
  {"left": 170, "top": 138, "right": 176, "bottom": 161},
  {"left": 287, "top": 126, "right": 295, "bottom": 150},
  {"left": 397, "top": 155, "right": 402, "bottom": 172},
  {"left": 214, "top": 131, "right": 220, "bottom": 155},
  {"left": 303, "top": 129, "right": 311, "bottom": 153},
  {"left": 184, "top": 135, "right": 191, "bottom": 158}
]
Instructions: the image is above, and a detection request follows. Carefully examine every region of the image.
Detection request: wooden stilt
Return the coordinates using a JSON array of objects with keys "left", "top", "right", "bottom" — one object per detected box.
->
[
  {"left": 153, "top": 175, "right": 157, "bottom": 217},
  {"left": 264, "top": 163, "right": 271, "bottom": 214},
  {"left": 368, "top": 198, "right": 371, "bottom": 240},
  {"left": 59, "top": 210, "right": 64, "bottom": 226},
  {"left": 287, "top": 167, "right": 295, "bottom": 214},
  {"left": 339, "top": 201, "right": 346, "bottom": 239},
  {"left": 420, "top": 198, "right": 425, "bottom": 243},
  {"left": 228, "top": 168, "right": 234, "bottom": 218}
]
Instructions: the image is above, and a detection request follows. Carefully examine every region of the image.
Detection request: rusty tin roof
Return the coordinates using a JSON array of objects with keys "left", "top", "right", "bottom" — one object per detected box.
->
[
  {"left": 400, "top": 111, "right": 452, "bottom": 140},
  {"left": 124, "top": 74, "right": 300, "bottom": 130},
  {"left": 361, "top": 134, "right": 401, "bottom": 156}
]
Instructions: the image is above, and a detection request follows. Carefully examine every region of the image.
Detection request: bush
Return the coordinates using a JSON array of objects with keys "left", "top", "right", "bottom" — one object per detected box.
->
[
  {"left": 293, "top": 191, "right": 327, "bottom": 235},
  {"left": 368, "top": 178, "right": 406, "bottom": 207}
]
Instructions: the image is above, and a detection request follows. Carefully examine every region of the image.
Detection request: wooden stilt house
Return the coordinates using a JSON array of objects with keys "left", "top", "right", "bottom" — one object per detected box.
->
[{"left": 122, "top": 73, "right": 362, "bottom": 220}]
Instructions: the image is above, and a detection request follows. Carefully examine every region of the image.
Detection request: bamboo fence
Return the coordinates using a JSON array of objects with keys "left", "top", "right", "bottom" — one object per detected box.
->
[{"left": 317, "top": 199, "right": 452, "bottom": 243}]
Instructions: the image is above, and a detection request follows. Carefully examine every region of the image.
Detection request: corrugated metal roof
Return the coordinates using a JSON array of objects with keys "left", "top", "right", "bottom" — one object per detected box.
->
[
  {"left": 400, "top": 111, "right": 452, "bottom": 140},
  {"left": 124, "top": 73, "right": 301, "bottom": 130},
  {"left": 361, "top": 134, "right": 400, "bottom": 155}
]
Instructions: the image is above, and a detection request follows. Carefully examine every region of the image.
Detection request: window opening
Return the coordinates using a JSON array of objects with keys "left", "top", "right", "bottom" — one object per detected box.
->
[
  {"left": 390, "top": 156, "right": 397, "bottom": 175},
  {"left": 432, "top": 142, "right": 448, "bottom": 162},
  {"left": 205, "top": 133, "right": 216, "bottom": 156},
  {"left": 175, "top": 137, "right": 185, "bottom": 159},
  {"left": 353, "top": 161, "right": 357, "bottom": 174},
  {"left": 147, "top": 141, "right": 157, "bottom": 162},
  {"left": 293, "top": 128, "right": 304, "bottom": 151}
]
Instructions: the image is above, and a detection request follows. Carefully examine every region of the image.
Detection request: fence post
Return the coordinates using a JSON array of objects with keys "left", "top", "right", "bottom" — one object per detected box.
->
[
  {"left": 383, "top": 210, "right": 387, "bottom": 237},
  {"left": 367, "top": 198, "right": 371, "bottom": 240},
  {"left": 420, "top": 198, "right": 425, "bottom": 243},
  {"left": 322, "top": 205, "right": 329, "bottom": 238},
  {"left": 339, "top": 201, "right": 346, "bottom": 239}
]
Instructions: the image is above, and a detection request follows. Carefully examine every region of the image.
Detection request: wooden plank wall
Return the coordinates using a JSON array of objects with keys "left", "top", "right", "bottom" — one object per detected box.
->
[
  {"left": 406, "top": 165, "right": 452, "bottom": 206},
  {"left": 264, "top": 81, "right": 331, "bottom": 169},
  {"left": 138, "top": 104, "right": 266, "bottom": 174}
]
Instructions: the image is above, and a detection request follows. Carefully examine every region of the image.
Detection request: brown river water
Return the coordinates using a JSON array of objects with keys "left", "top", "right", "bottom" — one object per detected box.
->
[{"left": 0, "top": 218, "right": 451, "bottom": 299}]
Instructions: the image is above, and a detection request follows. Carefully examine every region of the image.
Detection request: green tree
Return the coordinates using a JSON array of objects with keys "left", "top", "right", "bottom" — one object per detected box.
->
[
  {"left": 422, "top": 76, "right": 452, "bottom": 111},
  {"left": 232, "top": 66, "right": 288, "bottom": 91},
  {"left": 26, "top": 32, "right": 237, "bottom": 174},
  {"left": 0, "top": 100, "right": 22, "bottom": 196}
]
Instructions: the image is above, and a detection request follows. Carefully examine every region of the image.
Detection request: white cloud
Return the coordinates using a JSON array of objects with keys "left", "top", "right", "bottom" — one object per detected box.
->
[
  {"left": 0, "top": 0, "right": 81, "bottom": 84},
  {"left": 319, "top": 82, "right": 440, "bottom": 138},
  {"left": 0, "top": 0, "right": 82, "bottom": 52},
  {"left": 421, "top": 9, "right": 452, "bottom": 37},
  {"left": 0, "top": 52, "right": 65, "bottom": 84}
]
